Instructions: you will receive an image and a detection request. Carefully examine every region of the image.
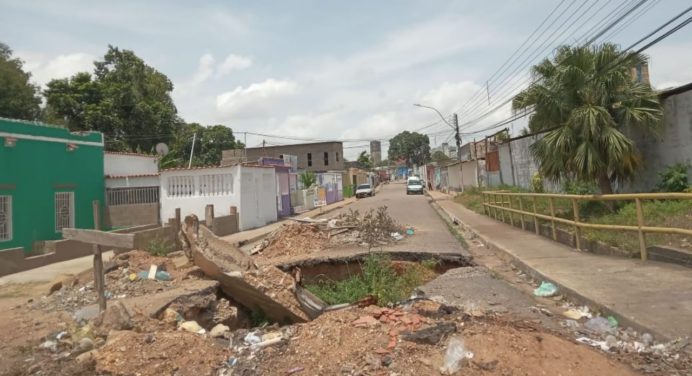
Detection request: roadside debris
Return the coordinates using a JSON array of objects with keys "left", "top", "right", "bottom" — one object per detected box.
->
[
  {"left": 533, "top": 281, "right": 558, "bottom": 297},
  {"left": 440, "top": 336, "right": 473, "bottom": 375}
]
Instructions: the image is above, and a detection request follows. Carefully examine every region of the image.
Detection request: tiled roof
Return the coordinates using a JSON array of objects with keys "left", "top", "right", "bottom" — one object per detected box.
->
[
  {"left": 160, "top": 165, "right": 230, "bottom": 172},
  {"left": 105, "top": 173, "right": 160, "bottom": 179},
  {"left": 105, "top": 151, "right": 159, "bottom": 158}
]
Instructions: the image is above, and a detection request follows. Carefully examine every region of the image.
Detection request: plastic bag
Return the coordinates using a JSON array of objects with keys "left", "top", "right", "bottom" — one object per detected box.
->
[
  {"left": 439, "top": 336, "right": 474, "bottom": 375},
  {"left": 533, "top": 281, "right": 558, "bottom": 297},
  {"left": 585, "top": 316, "right": 617, "bottom": 334}
]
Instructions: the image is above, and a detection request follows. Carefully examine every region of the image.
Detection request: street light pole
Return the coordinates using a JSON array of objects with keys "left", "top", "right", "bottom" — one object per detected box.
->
[{"left": 452, "top": 113, "right": 461, "bottom": 162}]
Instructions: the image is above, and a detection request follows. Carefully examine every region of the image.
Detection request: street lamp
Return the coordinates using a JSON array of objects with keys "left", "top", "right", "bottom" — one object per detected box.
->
[{"left": 413, "top": 104, "right": 461, "bottom": 161}]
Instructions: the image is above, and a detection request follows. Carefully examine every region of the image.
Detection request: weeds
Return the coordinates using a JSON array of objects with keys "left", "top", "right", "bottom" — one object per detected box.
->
[
  {"left": 146, "top": 236, "right": 173, "bottom": 256},
  {"left": 305, "top": 254, "right": 434, "bottom": 306}
]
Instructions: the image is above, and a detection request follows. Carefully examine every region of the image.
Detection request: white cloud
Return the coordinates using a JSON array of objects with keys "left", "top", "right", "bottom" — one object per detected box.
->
[
  {"left": 189, "top": 53, "right": 216, "bottom": 86},
  {"left": 218, "top": 54, "right": 252, "bottom": 76},
  {"left": 647, "top": 42, "right": 692, "bottom": 90},
  {"left": 17, "top": 52, "right": 95, "bottom": 87},
  {"left": 215, "top": 79, "right": 299, "bottom": 118}
]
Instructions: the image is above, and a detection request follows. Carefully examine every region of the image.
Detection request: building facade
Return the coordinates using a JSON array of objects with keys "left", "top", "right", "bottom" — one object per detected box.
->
[
  {"left": 370, "top": 140, "right": 382, "bottom": 165},
  {"left": 235, "top": 141, "right": 344, "bottom": 172},
  {"left": 0, "top": 118, "right": 104, "bottom": 252},
  {"left": 104, "top": 152, "right": 160, "bottom": 228}
]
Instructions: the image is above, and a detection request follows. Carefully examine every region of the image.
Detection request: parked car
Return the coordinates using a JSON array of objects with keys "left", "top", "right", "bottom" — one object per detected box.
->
[
  {"left": 406, "top": 177, "right": 424, "bottom": 195},
  {"left": 355, "top": 184, "right": 375, "bottom": 198}
]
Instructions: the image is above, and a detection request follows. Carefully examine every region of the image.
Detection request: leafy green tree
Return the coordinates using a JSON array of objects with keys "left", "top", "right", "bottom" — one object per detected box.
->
[
  {"left": 357, "top": 151, "right": 373, "bottom": 169},
  {"left": 513, "top": 44, "right": 662, "bottom": 194},
  {"left": 44, "top": 45, "right": 179, "bottom": 152},
  {"left": 164, "top": 122, "right": 244, "bottom": 167},
  {"left": 0, "top": 42, "right": 41, "bottom": 120},
  {"left": 656, "top": 164, "right": 689, "bottom": 192},
  {"left": 431, "top": 150, "right": 450, "bottom": 163},
  {"left": 387, "top": 131, "right": 431, "bottom": 167}
]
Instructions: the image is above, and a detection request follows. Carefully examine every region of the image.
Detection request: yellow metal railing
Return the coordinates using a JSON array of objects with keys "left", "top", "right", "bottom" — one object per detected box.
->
[{"left": 481, "top": 191, "right": 692, "bottom": 260}]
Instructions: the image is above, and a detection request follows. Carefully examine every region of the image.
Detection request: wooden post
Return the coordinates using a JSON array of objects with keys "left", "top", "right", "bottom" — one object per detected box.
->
[
  {"left": 572, "top": 198, "right": 582, "bottom": 250},
  {"left": 92, "top": 200, "right": 106, "bottom": 312},
  {"left": 518, "top": 197, "right": 526, "bottom": 230},
  {"left": 230, "top": 206, "right": 239, "bottom": 234},
  {"left": 532, "top": 196, "right": 540, "bottom": 235},
  {"left": 635, "top": 198, "right": 648, "bottom": 261},
  {"left": 508, "top": 196, "right": 515, "bottom": 227},
  {"left": 499, "top": 194, "right": 506, "bottom": 223},
  {"left": 482, "top": 193, "right": 488, "bottom": 216},
  {"left": 205, "top": 204, "right": 214, "bottom": 227},
  {"left": 549, "top": 197, "right": 557, "bottom": 241}
]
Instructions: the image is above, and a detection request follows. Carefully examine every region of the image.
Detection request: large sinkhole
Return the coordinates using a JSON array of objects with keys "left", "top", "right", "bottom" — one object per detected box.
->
[{"left": 279, "top": 252, "right": 472, "bottom": 309}]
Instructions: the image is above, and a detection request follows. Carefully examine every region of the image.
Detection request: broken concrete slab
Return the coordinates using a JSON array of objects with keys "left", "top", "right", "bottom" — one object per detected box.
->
[{"left": 182, "top": 214, "right": 310, "bottom": 323}]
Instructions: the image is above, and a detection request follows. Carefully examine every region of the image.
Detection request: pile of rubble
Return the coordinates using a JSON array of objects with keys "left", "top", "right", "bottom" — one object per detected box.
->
[{"left": 253, "top": 206, "right": 407, "bottom": 260}]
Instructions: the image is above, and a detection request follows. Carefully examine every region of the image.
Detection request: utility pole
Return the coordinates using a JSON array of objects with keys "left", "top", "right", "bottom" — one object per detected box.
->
[
  {"left": 188, "top": 132, "right": 197, "bottom": 168},
  {"left": 453, "top": 113, "right": 461, "bottom": 161}
]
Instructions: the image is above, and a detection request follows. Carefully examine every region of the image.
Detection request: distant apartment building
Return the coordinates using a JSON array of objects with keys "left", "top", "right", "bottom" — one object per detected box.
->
[
  {"left": 223, "top": 141, "right": 344, "bottom": 172},
  {"left": 370, "top": 140, "right": 382, "bottom": 165}
]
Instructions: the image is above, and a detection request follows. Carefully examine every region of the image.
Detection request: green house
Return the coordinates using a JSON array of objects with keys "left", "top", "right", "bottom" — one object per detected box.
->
[{"left": 0, "top": 118, "right": 104, "bottom": 253}]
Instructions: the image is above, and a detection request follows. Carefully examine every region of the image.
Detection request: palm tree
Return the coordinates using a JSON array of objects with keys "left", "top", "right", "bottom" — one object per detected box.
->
[{"left": 513, "top": 44, "right": 662, "bottom": 194}]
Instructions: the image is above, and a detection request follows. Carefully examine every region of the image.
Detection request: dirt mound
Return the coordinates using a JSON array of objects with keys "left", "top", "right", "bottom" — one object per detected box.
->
[
  {"left": 94, "top": 330, "right": 231, "bottom": 376},
  {"left": 260, "top": 223, "right": 329, "bottom": 259},
  {"left": 239, "top": 303, "right": 642, "bottom": 376}
]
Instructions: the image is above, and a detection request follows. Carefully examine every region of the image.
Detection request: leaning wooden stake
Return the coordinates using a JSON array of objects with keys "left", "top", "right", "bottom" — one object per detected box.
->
[
  {"left": 92, "top": 200, "right": 106, "bottom": 312},
  {"left": 635, "top": 198, "right": 648, "bottom": 261}
]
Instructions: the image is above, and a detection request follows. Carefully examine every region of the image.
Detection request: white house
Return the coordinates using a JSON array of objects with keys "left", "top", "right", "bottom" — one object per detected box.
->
[
  {"left": 104, "top": 152, "right": 161, "bottom": 227},
  {"left": 159, "top": 164, "right": 278, "bottom": 231}
]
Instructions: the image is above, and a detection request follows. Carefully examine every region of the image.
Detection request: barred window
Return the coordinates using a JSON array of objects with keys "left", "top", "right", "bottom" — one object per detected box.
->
[
  {"left": 55, "top": 192, "right": 74, "bottom": 232},
  {"left": 0, "top": 195, "right": 11, "bottom": 241},
  {"left": 106, "top": 187, "right": 159, "bottom": 206}
]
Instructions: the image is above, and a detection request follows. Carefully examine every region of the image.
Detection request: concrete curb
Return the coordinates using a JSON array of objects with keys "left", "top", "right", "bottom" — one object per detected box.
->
[{"left": 427, "top": 194, "right": 672, "bottom": 342}]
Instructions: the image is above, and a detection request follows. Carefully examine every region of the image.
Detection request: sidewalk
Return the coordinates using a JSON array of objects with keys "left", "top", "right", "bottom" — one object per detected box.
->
[
  {"left": 0, "top": 251, "right": 114, "bottom": 285},
  {"left": 222, "top": 197, "right": 357, "bottom": 246},
  {"left": 428, "top": 190, "right": 692, "bottom": 342}
]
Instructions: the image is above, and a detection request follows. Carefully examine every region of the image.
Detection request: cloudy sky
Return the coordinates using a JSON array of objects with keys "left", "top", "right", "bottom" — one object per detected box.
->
[{"left": 2, "top": 0, "right": 691, "bottom": 158}]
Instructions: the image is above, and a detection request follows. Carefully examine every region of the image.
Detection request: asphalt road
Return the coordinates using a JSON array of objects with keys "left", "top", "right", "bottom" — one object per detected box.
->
[{"left": 330, "top": 182, "right": 466, "bottom": 256}]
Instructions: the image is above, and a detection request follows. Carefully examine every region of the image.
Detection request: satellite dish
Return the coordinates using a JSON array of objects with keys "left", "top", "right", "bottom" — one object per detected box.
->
[{"left": 155, "top": 143, "right": 169, "bottom": 156}]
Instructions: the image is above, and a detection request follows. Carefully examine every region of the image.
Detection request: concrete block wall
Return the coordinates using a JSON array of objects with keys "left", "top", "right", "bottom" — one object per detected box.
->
[{"left": 105, "top": 203, "right": 160, "bottom": 228}]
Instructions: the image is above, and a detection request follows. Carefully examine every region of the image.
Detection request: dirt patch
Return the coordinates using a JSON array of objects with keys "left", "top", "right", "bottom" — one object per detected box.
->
[
  {"left": 240, "top": 302, "right": 641, "bottom": 376},
  {"left": 94, "top": 330, "right": 231, "bottom": 376},
  {"left": 259, "top": 223, "right": 329, "bottom": 259}
]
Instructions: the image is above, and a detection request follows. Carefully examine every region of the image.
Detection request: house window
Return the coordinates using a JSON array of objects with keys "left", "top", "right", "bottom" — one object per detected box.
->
[
  {"left": 0, "top": 195, "right": 11, "bottom": 241},
  {"left": 167, "top": 175, "right": 195, "bottom": 197},
  {"left": 199, "top": 173, "right": 233, "bottom": 196},
  {"left": 336, "top": 152, "right": 339, "bottom": 162},
  {"left": 106, "top": 187, "right": 159, "bottom": 206},
  {"left": 324, "top": 152, "right": 329, "bottom": 166},
  {"left": 55, "top": 192, "right": 74, "bottom": 232},
  {"left": 307, "top": 153, "right": 312, "bottom": 167}
]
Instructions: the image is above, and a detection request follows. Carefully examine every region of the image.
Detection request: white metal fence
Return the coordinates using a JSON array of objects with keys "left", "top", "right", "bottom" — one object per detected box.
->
[{"left": 106, "top": 187, "right": 159, "bottom": 206}]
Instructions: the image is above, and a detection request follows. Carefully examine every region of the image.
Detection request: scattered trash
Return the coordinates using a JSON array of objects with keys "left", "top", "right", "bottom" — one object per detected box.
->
[
  {"left": 562, "top": 306, "right": 591, "bottom": 320},
  {"left": 402, "top": 322, "right": 457, "bottom": 345},
  {"left": 390, "top": 232, "right": 404, "bottom": 241},
  {"left": 227, "top": 357, "right": 238, "bottom": 367},
  {"left": 533, "top": 281, "right": 558, "bottom": 297},
  {"left": 155, "top": 270, "right": 172, "bottom": 281},
  {"left": 530, "top": 306, "right": 553, "bottom": 316},
  {"left": 210, "top": 324, "right": 230, "bottom": 338},
  {"left": 244, "top": 332, "right": 262, "bottom": 345},
  {"left": 406, "top": 227, "right": 415, "bottom": 236},
  {"left": 439, "top": 336, "right": 473, "bottom": 375},
  {"left": 641, "top": 332, "right": 654, "bottom": 346},
  {"left": 584, "top": 316, "right": 617, "bottom": 335},
  {"left": 39, "top": 340, "right": 58, "bottom": 353},
  {"left": 577, "top": 336, "right": 610, "bottom": 351},
  {"left": 179, "top": 320, "right": 205, "bottom": 334},
  {"left": 607, "top": 315, "right": 618, "bottom": 328},
  {"left": 286, "top": 366, "right": 304, "bottom": 374},
  {"left": 147, "top": 264, "right": 158, "bottom": 279},
  {"left": 561, "top": 319, "right": 580, "bottom": 330},
  {"left": 605, "top": 335, "right": 618, "bottom": 349}
]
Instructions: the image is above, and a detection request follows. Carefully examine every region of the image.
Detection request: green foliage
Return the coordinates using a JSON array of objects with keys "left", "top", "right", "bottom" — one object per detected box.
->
[
  {"left": 164, "top": 122, "right": 243, "bottom": 168},
  {"left": 305, "top": 254, "right": 433, "bottom": 306},
  {"left": 357, "top": 151, "right": 373, "bottom": 169},
  {"left": 43, "top": 45, "right": 179, "bottom": 152},
  {"left": 562, "top": 181, "right": 598, "bottom": 195},
  {"left": 513, "top": 43, "right": 663, "bottom": 194},
  {"left": 388, "top": 131, "right": 431, "bottom": 167},
  {"left": 421, "top": 258, "right": 439, "bottom": 270},
  {"left": 146, "top": 236, "right": 173, "bottom": 256},
  {"left": 531, "top": 172, "right": 544, "bottom": 193},
  {"left": 496, "top": 129, "right": 510, "bottom": 142},
  {"left": 299, "top": 171, "right": 316, "bottom": 188},
  {"left": 0, "top": 42, "right": 41, "bottom": 120},
  {"left": 656, "top": 164, "right": 689, "bottom": 192},
  {"left": 431, "top": 150, "right": 451, "bottom": 163}
]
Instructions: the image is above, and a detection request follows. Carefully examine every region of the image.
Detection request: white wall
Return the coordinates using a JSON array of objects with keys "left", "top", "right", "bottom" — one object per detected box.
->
[
  {"left": 159, "top": 166, "right": 241, "bottom": 223},
  {"left": 239, "top": 166, "right": 277, "bottom": 230},
  {"left": 106, "top": 176, "right": 159, "bottom": 189},
  {"left": 105, "top": 153, "right": 159, "bottom": 176}
]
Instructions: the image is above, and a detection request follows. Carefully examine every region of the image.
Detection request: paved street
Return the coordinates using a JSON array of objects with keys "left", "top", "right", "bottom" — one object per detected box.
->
[{"left": 330, "top": 182, "right": 466, "bottom": 255}]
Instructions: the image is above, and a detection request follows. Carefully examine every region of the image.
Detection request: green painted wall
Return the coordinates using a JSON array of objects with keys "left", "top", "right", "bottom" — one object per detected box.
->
[{"left": 0, "top": 118, "right": 104, "bottom": 252}]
